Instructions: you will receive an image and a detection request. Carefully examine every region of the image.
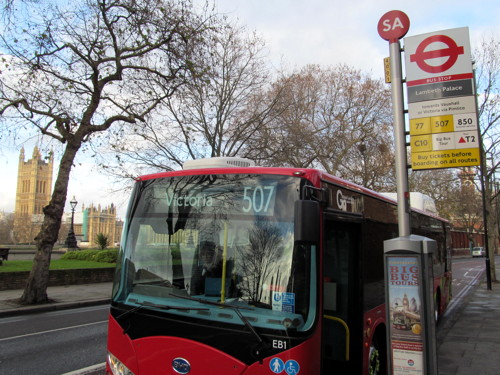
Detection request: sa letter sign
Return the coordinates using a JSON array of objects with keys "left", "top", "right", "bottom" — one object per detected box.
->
[{"left": 378, "top": 10, "right": 410, "bottom": 42}]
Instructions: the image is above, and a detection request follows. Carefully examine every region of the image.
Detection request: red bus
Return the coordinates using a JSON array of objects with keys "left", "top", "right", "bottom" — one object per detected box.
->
[{"left": 106, "top": 157, "right": 452, "bottom": 375}]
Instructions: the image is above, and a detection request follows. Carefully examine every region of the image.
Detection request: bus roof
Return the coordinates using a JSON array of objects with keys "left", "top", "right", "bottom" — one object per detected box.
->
[
  {"left": 136, "top": 157, "right": 445, "bottom": 221},
  {"left": 137, "top": 166, "right": 397, "bottom": 208}
]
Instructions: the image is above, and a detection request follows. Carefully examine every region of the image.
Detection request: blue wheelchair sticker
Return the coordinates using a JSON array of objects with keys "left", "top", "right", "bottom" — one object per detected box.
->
[
  {"left": 270, "top": 357, "right": 285, "bottom": 373},
  {"left": 285, "top": 360, "right": 300, "bottom": 374}
]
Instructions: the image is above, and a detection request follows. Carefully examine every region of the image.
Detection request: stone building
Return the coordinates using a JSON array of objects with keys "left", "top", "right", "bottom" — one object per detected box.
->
[
  {"left": 71, "top": 203, "right": 123, "bottom": 247},
  {"left": 13, "top": 146, "right": 123, "bottom": 247},
  {"left": 13, "top": 146, "right": 53, "bottom": 244}
]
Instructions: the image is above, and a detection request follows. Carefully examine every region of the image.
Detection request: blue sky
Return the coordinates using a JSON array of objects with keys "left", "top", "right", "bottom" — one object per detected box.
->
[
  {"left": 1, "top": 0, "right": 498, "bottom": 218},
  {"left": 213, "top": 0, "right": 500, "bottom": 74}
]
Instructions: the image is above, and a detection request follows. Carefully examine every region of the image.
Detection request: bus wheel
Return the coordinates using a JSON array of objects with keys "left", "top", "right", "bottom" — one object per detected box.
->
[{"left": 369, "top": 334, "right": 386, "bottom": 375}]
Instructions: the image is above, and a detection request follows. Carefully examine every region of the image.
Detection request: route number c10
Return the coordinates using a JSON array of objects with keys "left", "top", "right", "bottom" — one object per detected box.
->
[{"left": 242, "top": 185, "right": 276, "bottom": 214}]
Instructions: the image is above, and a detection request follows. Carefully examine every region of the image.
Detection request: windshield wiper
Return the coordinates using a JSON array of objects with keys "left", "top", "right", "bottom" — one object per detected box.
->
[
  {"left": 168, "top": 294, "right": 254, "bottom": 310},
  {"left": 117, "top": 300, "right": 209, "bottom": 321},
  {"left": 168, "top": 294, "right": 269, "bottom": 361},
  {"left": 132, "top": 279, "right": 177, "bottom": 288}
]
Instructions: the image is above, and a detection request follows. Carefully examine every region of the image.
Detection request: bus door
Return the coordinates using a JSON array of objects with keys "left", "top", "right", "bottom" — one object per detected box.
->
[{"left": 322, "top": 217, "right": 362, "bottom": 374}]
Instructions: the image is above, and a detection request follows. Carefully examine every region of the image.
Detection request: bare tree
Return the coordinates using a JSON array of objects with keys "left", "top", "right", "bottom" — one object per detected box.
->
[
  {"left": 0, "top": 0, "right": 214, "bottom": 304},
  {"left": 245, "top": 67, "right": 324, "bottom": 168},
  {"left": 0, "top": 211, "right": 14, "bottom": 244},
  {"left": 408, "top": 168, "right": 460, "bottom": 219},
  {"left": 237, "top": 220, "right": 283, "bottom": 304},
  {"left": 246, "top": 65, "right": 394, "bottom": 190},
  {"left": 105, "top": 21, "right": 279, "bottom": 175},
  {"left": 474, "top": 36, "right": 500, "bottom": 281},
  {"left": 342, "top": 141, "right": 394, "bottom": 191},
  {"left": 453, "top": 185, "right": 484, "bottom": 236}
]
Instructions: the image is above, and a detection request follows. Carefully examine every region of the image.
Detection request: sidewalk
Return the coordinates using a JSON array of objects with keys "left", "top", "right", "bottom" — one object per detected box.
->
[
  {"left": 437, "top": 278, "right": 500, "bottom": 375},
  {"left": 0, "top": 282, "right": 112, "bottom": 317}
]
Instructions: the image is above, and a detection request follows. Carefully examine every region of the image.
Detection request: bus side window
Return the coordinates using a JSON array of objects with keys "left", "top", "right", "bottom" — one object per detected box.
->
[
  {"left": 322, "top": 218, "right": 360, "bottom": 370},
  {"left": 324, "top": 281, "right": 337, "bottom": 311},
  {"left": 324, "top": 221, "right": 353, "bottom": 320}
]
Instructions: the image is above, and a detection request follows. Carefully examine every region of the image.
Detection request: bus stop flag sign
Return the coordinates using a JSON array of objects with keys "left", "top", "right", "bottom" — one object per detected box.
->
[{"left": 404, "top": 27, "right": 480, "bottom": 170}]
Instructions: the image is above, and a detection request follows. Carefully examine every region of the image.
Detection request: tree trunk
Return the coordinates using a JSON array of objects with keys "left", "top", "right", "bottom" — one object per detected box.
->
[
  {"left": 486, "top": 195, "right": 498, "bottom": 282},
  {"left": 20, "top": 141, "right": 81, "bottom": 304}
]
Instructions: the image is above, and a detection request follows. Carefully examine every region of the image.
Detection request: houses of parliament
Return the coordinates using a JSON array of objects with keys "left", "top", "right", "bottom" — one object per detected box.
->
[{"left": 12, "top": 146, "right": 122, "bottom": 246}]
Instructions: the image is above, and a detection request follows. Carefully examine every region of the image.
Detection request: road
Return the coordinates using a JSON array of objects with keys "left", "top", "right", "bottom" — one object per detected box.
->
[
  {"left": 0, "top": 304, "right": 108, "bottom": 375},
  {"left": 445, "top": 256, "right": 487, "bottom": 316}
]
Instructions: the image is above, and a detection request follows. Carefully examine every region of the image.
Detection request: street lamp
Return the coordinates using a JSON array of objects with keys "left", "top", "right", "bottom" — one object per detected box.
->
[{"left": 65, "top": 196, "right": 78, "bottom": 250}]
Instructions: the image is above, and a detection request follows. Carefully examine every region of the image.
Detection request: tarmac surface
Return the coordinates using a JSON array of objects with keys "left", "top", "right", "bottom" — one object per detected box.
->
[
  {"left": 0, "top": 282, "right": 111, "bottom": 375},
  {"left": 0, "top": 266, "right": 499, "bottom": 375},
  {"left": 435, "top": 276, "right": 500, "bottom": 375}
]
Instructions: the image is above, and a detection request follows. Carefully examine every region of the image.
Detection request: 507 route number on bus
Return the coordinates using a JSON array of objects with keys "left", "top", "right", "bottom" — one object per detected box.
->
[{"left": 241, "top": 185, "right": 276, "bottom": 215}]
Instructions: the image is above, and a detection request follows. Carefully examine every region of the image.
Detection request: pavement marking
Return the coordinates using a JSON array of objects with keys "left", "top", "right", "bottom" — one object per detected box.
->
[
  {"left": 0, "top": 320, "right": 107, "bottom": 342},
  {"left": 61, "top": 362, "right": 106, "bottom": 375},
  {"left": 0, "top": 316, "right": 31, "bottom": 324},
  {"left": 43, "top": 305, "right": 109, "bottom": 315},
  {"left": 0, "top": 305, "right": 108, "bottom": 324},
  {"left": 444, "top": 266, "right": 484, "bottom": 318}
]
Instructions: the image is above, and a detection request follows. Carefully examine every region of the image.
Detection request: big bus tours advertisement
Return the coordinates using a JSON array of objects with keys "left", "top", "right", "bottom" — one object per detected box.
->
[{"left": 387, "top": 256, "right": 424, "bottom": 374}]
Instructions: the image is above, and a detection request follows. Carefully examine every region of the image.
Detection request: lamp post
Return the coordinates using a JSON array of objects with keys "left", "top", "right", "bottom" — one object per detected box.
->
[{"left": 65, "top": 196, "right": 78, "bottom": 250}]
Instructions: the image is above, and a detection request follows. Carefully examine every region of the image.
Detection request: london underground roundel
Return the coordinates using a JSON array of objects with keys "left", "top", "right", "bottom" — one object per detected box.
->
[{"left": 409, "top": 34, "right": 465, "bottom": 74}]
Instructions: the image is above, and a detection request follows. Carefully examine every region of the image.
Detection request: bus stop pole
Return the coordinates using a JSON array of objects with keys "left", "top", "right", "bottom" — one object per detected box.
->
[
  {"left": 380, "top": 13, "right": 438, "bottom": 375},
  {"left": 389, "top": 40, "right": 411, "bottom": 238}
]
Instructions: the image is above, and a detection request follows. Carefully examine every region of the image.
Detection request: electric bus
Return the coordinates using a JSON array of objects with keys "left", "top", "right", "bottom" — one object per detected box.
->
[{"left": 107, "top": 157, "right": 452, "bottom": 375}]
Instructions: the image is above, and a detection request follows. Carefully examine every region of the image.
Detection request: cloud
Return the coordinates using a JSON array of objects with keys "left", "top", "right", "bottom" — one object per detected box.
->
[
  {"left": 0, "top": 155, "right": 18, "bottom": 213},
  {"left": 65, "top": 160, "right": 131, "bottom": 218}
]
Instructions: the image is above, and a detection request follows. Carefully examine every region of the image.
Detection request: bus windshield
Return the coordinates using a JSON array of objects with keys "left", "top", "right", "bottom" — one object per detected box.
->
[{"left": 112, "top": 174, "right": 316, "bottom": 333}]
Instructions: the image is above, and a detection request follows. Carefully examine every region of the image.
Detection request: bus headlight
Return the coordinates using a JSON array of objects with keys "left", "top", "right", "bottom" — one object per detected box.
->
[{"left": 107, "top": 352, "right": 135, "bottom": 375}]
